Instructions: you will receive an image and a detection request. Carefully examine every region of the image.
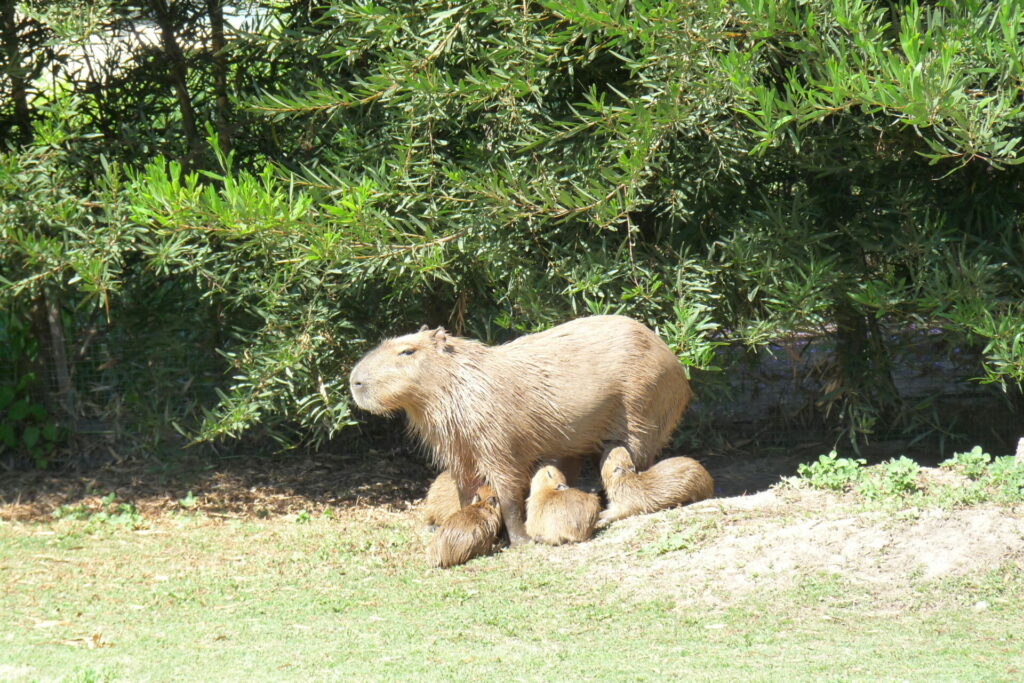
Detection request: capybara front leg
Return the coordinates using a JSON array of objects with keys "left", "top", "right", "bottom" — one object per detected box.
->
[{"left": 498, "top": 490, "right": 530, "bottom": 546}]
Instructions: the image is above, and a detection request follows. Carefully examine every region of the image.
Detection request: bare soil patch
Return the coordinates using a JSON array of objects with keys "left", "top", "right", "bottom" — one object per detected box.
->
[{"left": 559, "top": 487, "right": 1024, "bottom": 603}]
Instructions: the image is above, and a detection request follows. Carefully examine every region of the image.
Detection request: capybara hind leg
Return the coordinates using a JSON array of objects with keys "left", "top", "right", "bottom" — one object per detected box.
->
[{"left": 624, "top": 423, "right": 661, "bottom": 471}]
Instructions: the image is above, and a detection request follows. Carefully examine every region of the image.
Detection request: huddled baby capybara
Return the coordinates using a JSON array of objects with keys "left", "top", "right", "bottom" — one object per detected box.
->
[
  {"left": 525, "top": 465, "right": 601, "bottom": 545},
  {"left": 421, "top": 470, "right": 462, "bottom": 530},
  {"left": 425, "top": 486, "right": 503, "bottom": 568},
  {"left": 599, "top": 446, "right": 714, "bottom": 526}
]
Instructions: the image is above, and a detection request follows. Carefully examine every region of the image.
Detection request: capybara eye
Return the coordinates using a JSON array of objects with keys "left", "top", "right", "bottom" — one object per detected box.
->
[{"left": 398, "top": 348, "right": 416, "bottom": 356}]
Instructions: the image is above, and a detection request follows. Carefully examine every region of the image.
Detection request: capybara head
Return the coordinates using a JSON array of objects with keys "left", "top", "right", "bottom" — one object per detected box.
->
[
  {"left": 530, "top": 465, "right": 569, "bottom": 493},
  {"left": 471, "top": 485, "right": 500, "bottom": 510},
  {"left": 601, "top": 447, "right": 637, "bottom": 482},
  {"left": 349, "top": 326, "right": 455, "bottom": 415}
]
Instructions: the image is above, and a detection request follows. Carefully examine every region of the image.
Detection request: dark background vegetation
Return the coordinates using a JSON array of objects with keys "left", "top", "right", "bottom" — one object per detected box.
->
[{"left": 2, "top": 0, "right": 1023, "bottom": 472}]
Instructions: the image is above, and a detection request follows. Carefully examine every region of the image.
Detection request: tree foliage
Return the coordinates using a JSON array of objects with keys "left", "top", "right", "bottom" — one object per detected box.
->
[{"left": 2, "top": 0, "right": 1023, "bottom": 465}]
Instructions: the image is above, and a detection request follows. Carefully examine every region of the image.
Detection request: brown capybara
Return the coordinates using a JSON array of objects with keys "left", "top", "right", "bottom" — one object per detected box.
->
[
  {"left": 525, "top": 465, "right": 601, "bottom": 545},
  {"left": 598, "top": 446, "right": 713, "bottom": 526},
  {"left": 421, "top": 471, "right": 462, "bottom": 529},
  {"left": 349, "top": 315, "right": 691, "bottom": 545},
  {"left": 425, "top": 486, "right": 503, "bottom": 568}
]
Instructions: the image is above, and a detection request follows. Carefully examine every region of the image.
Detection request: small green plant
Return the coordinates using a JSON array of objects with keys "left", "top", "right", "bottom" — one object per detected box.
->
[
  {"left": 797, "top": 451, "right": 866, "bottom": 492},
  {"left": 295, "top": 510, "right": 312, "bottom": 524},
  {"left": 986, "top": 456, "right": 1024, "bottom": 503},
  {"left": 640, "top": 518, "right": 720, "bottom": 557},
  {"left": 178, "top": 490, "right": 198, "bottom": 509},
  {"left": 51, "top": 492, "right": 145, "bottom": 529},
  {"left": 858, "top": 456, "right": 921, "bottom": 501},
  {"left": 941, "top": 446, "right": 992, "bottom": 480},
  {"left": 52, "top": 502, "right": 91, "bottom": 521}
]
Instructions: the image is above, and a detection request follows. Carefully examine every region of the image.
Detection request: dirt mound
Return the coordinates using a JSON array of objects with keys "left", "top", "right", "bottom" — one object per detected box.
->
[{"left": 524, "top": 484, "right": 1024, "bottom": 602}]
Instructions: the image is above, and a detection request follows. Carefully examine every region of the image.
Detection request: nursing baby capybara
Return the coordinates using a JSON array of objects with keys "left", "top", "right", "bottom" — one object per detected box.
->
[
  {"left": 425, "top": 486, "right": 503, "bottom": 568},
  {"left": 421, "top": 471, "right": 462, "bottom": 529},
  {"left": 598, "top": 446, "right": 714, "bottom": 527},
  {"left": 349, "top": 315, "right": 692, "bottom": 545},
  {"left": 525, "top": 465, "right": 601, "bottom": 545}
]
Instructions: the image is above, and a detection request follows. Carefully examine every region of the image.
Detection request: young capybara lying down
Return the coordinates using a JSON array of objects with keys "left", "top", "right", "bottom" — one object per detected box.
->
[
  {"left": 598, "top": 446, "right": 714, "bottom": 527},
  {"left": 426, "top": 486, "right": 503, "bottom": 568},
  {"left": 349, "top": 315, "right": 692, "bottom": 545},
  {"left": 525, "top": 465, "right": 601, "bottom": 545}
]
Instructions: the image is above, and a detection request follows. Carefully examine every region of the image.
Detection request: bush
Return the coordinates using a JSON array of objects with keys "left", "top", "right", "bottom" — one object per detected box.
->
[{"left": 3, "top": 0, "right": 1024, "bottom": 458}]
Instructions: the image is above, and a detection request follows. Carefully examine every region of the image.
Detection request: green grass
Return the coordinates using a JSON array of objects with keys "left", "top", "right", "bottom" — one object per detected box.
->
[{"left": 1, "top": 509, "right": 1022, "bottom": 682}]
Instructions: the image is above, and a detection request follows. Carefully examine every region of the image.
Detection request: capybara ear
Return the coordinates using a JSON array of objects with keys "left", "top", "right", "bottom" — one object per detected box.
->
[
  {"left": 555, "top": 483, "right": 569, "bottom": 491},
  {"left": 487, "top": 496, "right": 499, "bottom": 508},
  {"left": 471, "top": 493, "right": 482, "bottom": 505},
  {"left": 418, "top": 324, "right": 429, "bottom": 332},
  {"left": 431, "top": 327, "right": 453, "bottom": 352}
]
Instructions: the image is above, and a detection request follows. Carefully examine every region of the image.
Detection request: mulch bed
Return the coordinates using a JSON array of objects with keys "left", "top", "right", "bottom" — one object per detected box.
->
[{"left": 0, "top": 448, "right": 435, "bottom": 522}]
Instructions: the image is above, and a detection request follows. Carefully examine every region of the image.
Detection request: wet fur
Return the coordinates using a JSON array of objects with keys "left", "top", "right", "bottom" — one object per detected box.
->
[
  {"left": 525, "top": 465, "right": 601, "bottom": 545},
  {"left": 350, "top": 315, "right": 692, "bottom": 544},
  {"left": 599, "top": 447, "right": 714, "bottom": 526},
  {"left": 425, "top": 486, "right": 503, "bottom": 568}
]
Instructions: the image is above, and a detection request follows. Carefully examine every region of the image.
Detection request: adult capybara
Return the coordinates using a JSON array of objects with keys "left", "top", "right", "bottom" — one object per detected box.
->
[
  {"left": 349, "top": 315, "right": 692, "bottom": 545},
  {"left": 421, "top": 471, "right": 462, "bottom": 529},
  {"left": 598, "top": 446, "right": 713, "bottom": 526},
  {"left": 525, "top": 465, "right": 601, "bottom": 545},
  {"left": 425, "top": 486, "right": 503, "bottom": 568}
]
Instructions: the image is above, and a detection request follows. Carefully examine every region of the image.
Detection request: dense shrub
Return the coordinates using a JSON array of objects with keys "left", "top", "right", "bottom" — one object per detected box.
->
[{"left": 2, "top": 0, "right": 1023, "bottom": 463}]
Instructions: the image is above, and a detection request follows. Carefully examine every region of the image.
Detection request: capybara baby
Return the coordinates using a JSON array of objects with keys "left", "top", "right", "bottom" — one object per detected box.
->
[
  {"left": 525, "top": 465, "right": 601, "bottom": 545},
  {"left": 599, "top": 446, "right": 713, "bottom": 526},
  {"left": 349, "top": 315, "right": 692, "bottom": 545},
  {"left": 421, "top": 471, "right": 461, "bottom": 529},
  {"left": 425, "top": 486, "right": 503, "bottom": 568}
]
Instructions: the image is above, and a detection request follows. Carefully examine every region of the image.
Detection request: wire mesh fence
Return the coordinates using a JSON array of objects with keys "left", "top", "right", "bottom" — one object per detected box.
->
[{"left": 4, "top": 310, "right": 1022, "bottom": 470}]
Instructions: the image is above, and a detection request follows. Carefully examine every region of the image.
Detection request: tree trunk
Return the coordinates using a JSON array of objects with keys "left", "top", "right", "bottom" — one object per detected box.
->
[
  {"left": 149, "top": 0, "right": 202, "bottom": 167},
  {"left": 206, "top": 0, "right": 231, "bottom": 159},
  {"left": 29, "top": 291, "right": 76, "bottom": 420},
  {"left": 1, "top": 0, "right": 31, "bottom": 143}
]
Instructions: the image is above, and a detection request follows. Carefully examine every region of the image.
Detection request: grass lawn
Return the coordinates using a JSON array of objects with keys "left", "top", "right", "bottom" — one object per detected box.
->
[{"left": 2, "top": 502, "right": 1022, "bottom": 682}]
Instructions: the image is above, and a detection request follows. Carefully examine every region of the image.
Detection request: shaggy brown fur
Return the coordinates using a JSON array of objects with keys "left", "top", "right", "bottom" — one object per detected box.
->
[
  {"left": 599, "top": 446, "right": 714, "bottom": 526},
  {"left": 525, "top": 465, "right": 601, "bottom": 545},
  {"left": 421, "top": 471, "right": 461, "bottom": 529},
  {"left": 349, "top": 315, "right": 691, "bottom": 545},
  {"left": 425, "top": 486, "right": 503, "bottom": 568}
]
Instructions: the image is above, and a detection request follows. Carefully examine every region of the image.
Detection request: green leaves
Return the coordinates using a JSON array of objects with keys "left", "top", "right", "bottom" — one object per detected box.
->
[{"left": 4, "top": 0, "right": 1024, "bottom": 455}]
